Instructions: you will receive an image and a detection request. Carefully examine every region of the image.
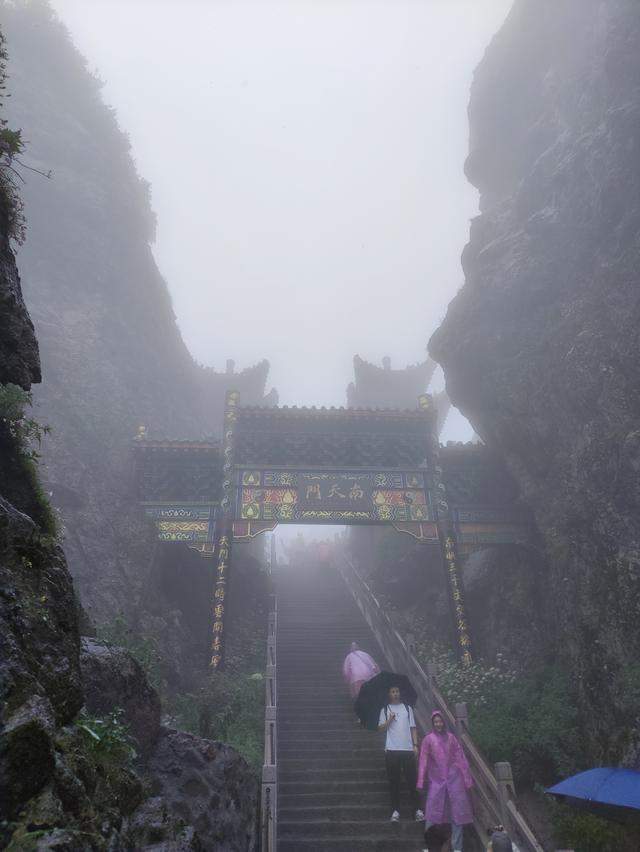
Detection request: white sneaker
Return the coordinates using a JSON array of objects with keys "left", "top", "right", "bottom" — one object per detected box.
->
[
  {"left": 415, "top": 809, "right": 425, "bottom": 820},
  {"left": 390, "top": 810, "right": 400, "bottom": 822}
]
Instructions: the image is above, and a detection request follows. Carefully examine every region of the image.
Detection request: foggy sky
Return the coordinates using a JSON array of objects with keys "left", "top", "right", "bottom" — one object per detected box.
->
[{"left": 49, "top": 0, "right": 512, "bottom": 439}]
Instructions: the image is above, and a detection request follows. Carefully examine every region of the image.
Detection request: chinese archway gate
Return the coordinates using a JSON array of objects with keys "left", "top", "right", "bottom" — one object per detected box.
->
[{"left": 133, "top": 391, "right": 528, "bottom": 670}]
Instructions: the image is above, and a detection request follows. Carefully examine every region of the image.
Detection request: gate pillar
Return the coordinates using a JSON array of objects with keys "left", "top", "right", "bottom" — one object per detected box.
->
[
  {"left": 419, "top": 394, "right": 473, "bottom": 666},
  {"left": 210, "top": 390, "right": 239, "bottom": 670}
]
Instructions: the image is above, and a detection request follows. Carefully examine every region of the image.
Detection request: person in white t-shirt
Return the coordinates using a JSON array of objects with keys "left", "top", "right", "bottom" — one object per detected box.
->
[{"left": 378, "top": 685, "right": 425, "bottom": 823}]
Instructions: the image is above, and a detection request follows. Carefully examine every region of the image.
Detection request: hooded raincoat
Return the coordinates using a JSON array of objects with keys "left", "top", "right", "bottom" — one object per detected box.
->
[
  {"left": 342, "top": 643, "right": 380, "bottom": 698},
  {"left": 417, "top": 710, "right": 474, "bottom": 825}
]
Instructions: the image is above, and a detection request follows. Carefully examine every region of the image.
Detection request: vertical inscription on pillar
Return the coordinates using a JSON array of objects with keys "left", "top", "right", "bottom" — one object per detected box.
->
[{"left": 210, "top": 389, "right": 239, "bottom": 670}]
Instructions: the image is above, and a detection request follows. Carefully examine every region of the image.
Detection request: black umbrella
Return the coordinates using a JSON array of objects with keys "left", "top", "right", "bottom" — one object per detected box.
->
[{"left": 355, "top": 670, "right": 418, "bottom": 730}]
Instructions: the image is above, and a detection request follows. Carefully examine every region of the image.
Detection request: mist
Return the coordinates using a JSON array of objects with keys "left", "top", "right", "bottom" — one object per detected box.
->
[{"left": 48, "top": 0, "right": 512, "bottom": 435}]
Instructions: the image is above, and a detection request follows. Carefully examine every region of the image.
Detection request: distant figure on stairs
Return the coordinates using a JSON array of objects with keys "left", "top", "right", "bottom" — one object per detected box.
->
[
  {"left": 342, "top": 641, "right": 380, "bottom": 698},
  {"left": 378, "top": 685, "right": 424, "bottom": 823},
  {"left": 417, "top": 710, "right": 474, "bottom": 852},
  {"left": 487, "top": 824, "right": 516, "bottom": 851}
]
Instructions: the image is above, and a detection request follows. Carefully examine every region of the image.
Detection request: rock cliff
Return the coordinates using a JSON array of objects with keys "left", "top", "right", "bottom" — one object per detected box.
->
[
  {"left": 430, "top": 0, "right": 640, "bottom": 761},
  {"left": 1, "top": 7, "right": 260, "bottom": 846},
  {"left": 1, "top": 1, "right": 275, "bottom": 635}
]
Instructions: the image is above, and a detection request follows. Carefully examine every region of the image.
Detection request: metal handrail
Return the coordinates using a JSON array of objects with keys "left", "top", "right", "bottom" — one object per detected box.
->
[
  {"left": 337, "top": 557, "right": 545, "bottom": 852},
  {"left": 260, "top": 594, "right": 277, "bottom": 851}
]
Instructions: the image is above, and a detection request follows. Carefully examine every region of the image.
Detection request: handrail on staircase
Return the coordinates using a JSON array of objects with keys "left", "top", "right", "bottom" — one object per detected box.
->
[
  {"left": 337, "top": 557, "right": 546, "bottom": 852},
  {"left": 260, "top": 592, "right": 277, "bottom": 852}
]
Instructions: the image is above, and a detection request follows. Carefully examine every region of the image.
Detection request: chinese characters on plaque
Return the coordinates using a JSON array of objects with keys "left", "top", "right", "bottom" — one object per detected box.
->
[{"left": 237, "top": 469, "right": 432, "bottom": 524}]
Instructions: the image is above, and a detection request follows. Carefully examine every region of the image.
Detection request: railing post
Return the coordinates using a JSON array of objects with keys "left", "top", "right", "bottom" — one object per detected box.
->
[
  {"left": 261, "top": 764, "right": 277, "bottom": 851},
  {"left": 264, "top": 706, "right": 277, "bottom": 764},
  {"left": 495, "top": 761, "right": 516, "bottom": 835},
  {"left": 455, "top": 701, "right": 469, "bottom": 738},
  {"left": 261, "top": 602, "right": 278, "bottom": 851}
]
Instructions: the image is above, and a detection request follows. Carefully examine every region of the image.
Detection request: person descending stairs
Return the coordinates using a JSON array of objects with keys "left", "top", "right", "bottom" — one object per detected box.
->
[{"left": 276, "top": 556, "right": 425, "bottom": 851}]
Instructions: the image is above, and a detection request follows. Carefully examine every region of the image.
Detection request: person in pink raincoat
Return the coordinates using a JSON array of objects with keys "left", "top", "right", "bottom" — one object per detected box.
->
[
  {"left": 417, "top": 710, "right": 474, "bottom": 852},
  {"left": 342, "top": 641, "right": 380, "bottom": 698}
]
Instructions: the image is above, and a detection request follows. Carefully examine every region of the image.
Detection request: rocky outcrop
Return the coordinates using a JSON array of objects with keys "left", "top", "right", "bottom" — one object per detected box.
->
[
  {"left": 430, "top": 0, "right": 640, "bottom": 760},
  {"left": 145, "top": 729, "right": 258, "bottom": 852},
  {"left": 77, "top": 639, "right": 258, "bottom": 851},
  {"left": 80, "top": 638, "right": 161, "bottom": 757},
  {"left": 0, "top": 226, "right": 40, "bottom": 389},
  {"left": 0, "top": 499, "right": 83, "bottom": 735},
  {"left": 3, "top": 589, "right": 258, "bottom": 848}
]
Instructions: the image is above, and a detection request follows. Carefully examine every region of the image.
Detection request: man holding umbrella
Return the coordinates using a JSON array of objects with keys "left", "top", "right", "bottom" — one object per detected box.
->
[{"left": 378, "top": 684, "right": 425, "bottom": 823}]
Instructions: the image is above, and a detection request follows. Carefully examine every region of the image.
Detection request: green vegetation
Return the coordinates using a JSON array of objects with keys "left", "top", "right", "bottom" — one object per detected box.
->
[
  {"left": 415, "top": 644, "right": 640, "bottom": 850},
  {"left": 75, "top": 708, "right": 137, "bottom": 766},
  {"left": 0, "top": 28, "right": 26, "bottom": 242},
  {"left": 168, "top": 561, "right": 269, "bottom": 774},
  {"left": 415, "top": 639, "right": 582, "bottom": 786},
  {"left": 56, "top": 708, "right": 144, "bottom": 822},
  {"left": 548, "top": 798, "right": 640, "bottom": 852},
  {"left": 0, "top": 383, "right": 56, "bottom": 535},
  {"left": 96, "top": 612, "right": 267, "bottom": 774},
  {"left": 97, "top": 556, "right": 270, "bottom": 775},
  {"left": 97, "top": 613, "right": 166, "bottom": 694},
  {"left": 170, "top": 670, "right": 265, "bottom": 773},
  {"left": 0, "top": 383, "right": 50, "bottom": 461}
]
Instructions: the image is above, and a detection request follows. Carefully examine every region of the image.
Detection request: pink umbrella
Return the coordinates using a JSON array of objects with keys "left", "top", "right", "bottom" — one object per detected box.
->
[{"left": 342, "top": 642, "right": 380, "bottom": 699}]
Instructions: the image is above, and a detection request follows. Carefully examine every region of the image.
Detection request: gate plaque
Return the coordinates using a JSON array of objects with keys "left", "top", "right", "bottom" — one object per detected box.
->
[{"left": 237, "top": 468, "right": 433, "bottom": 524}]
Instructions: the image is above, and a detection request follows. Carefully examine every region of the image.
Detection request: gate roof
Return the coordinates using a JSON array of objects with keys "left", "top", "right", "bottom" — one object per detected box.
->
[{"left": 233, "top": 405, "right": 436, "bottom": 469}]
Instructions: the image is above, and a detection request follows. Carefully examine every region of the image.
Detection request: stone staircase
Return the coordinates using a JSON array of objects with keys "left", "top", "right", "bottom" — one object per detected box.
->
[{"left": 275, "top": 559, "right": 425, "bottom": 852}]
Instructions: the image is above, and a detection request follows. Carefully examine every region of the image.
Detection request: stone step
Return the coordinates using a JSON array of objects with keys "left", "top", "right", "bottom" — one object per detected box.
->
[
  {"left": 277, "top": 703, "right": 358, "bottom": 712},
  {"left": 277, "top": 704, "right": 358, "bottom": 713},
  {"left": 279, "top": 779, "right": 390, "bottom": 796},
  {"left": 278, "top": 744, "right": 381, "bottom": 757},
  {"left": 277, "top": 687, "right": 351, "bottom": 696},
  {"left": 278, "top": 723, "right": 362, "bottom": 735},
  {"left": 278, "top": 711, "right": 358, "bottom": 723},
  {"left": 277, "top": 832, "right": 424, "bottom": 851},
  {"left": 279, "top": 767, "right": 384, "bottom": 783},
  {"left": 279, "top": 736, "right": 380, "bottom": 748},
  {"left": 277, "top": 693, "right": 356, "bottom": 701},
  {"left": 279, "top": 804, "right": 408, "bottom": 822},
  {"left": 276, "top": 676, "right": 347, "bottom": 683},
  {"left": 278, "top": 703, "right": 356, "bottom": 713},
  {"left": 278, "top": 790, "right": 416, "bottom": 806},
  {"left": 279, "top": 819, "right": 425, "bottom": 839},
  {"left": 278, "top": 790, "right": 394, "bottom": 809},
  {"left": 279, "top": 755, "right": 385, "bottom": 771},
  {"left": 278, "top": 736, "right": 383, "bottom": 756}
]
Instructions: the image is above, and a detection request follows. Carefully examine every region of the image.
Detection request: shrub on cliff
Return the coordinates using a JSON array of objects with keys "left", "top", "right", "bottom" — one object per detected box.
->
[
  {"left": 170, "top": 671, "right": 265, "bottom": 773},
  {"left": 415, "top": 639, "right": 583, "bottom": 787},
  {"left": 0, "top": 382, "right": 55, "bottom": 534},
  {"left": 0, "top": 28, "right": 25, "bottom": 243}
]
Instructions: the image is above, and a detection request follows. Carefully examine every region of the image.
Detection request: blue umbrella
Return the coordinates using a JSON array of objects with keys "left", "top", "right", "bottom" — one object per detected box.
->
[{"left": 547, "top": 768, "right": 640, "bottom": 824}]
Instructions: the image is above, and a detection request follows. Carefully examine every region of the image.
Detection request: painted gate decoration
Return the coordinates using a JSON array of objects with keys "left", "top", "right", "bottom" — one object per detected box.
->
[
  {"left": 133, "top": 392, "right": 529, "bottom": 671},
  {"left": 143, "top": 504, "right": 216, "bottom": 549},
  {"left": 238, "top": 469, "right": 432, "bottom": 524}
]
